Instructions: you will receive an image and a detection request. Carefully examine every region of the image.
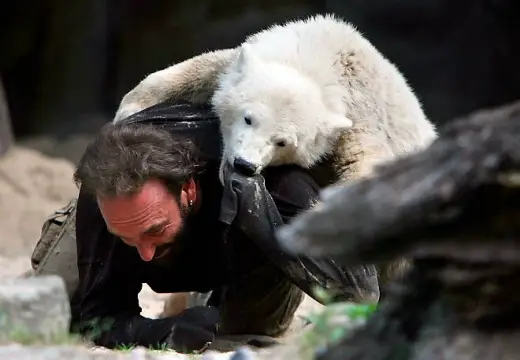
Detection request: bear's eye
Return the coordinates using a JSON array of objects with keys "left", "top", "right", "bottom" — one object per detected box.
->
[
  {"left": 244, "top": 115, "right": 252, "bottom": 125},
  {"left": 276, "top": 140, "right": 287, "bottom": 147}
]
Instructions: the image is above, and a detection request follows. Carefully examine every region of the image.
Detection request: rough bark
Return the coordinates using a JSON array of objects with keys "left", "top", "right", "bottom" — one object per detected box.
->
[
  {"left": 277, "top": 99, "right": 520, "bottom": 360},
  {"left": 278, "top": 99, "right": 520, "bottom": 264}
]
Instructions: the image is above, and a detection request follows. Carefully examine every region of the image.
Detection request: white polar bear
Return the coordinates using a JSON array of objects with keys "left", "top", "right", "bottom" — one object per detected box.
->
[{"left": 114, "top": 14, "right": 437, "bottom": 185}]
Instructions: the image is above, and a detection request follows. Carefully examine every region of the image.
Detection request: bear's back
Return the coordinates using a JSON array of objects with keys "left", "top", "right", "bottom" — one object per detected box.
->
[{"left": 243, "top": 14, "right": 377, "bottom": 85}]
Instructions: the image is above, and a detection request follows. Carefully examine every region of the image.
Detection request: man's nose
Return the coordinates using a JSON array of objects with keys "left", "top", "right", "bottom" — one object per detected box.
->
[{"left": 136, "top": 243, "right": 156, "bottom": 262}]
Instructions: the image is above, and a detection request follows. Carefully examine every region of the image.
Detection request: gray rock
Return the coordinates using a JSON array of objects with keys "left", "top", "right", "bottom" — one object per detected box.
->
[{"left": 0, "top": 275, "right": 70, "bottom": 343}]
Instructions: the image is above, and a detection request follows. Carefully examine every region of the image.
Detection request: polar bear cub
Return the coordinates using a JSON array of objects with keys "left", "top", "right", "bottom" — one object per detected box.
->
[
  {"left": 211, "top": 14, "right": 436, "bottom": 181},
  {"left": 212, "top": 41, "right": 352, "bottom": 178},
  {"left": 115, "top": 14, "right": 437, "bottom": 183}
]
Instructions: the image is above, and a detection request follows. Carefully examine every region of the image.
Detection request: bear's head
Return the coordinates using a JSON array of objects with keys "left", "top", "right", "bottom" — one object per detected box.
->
[{"left": 212, "top": 43, "right": 352, "bottom": 182}]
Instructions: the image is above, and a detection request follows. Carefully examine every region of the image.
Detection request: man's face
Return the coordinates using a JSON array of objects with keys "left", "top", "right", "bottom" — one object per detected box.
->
[{"left": 97, "top": 179, "right": 193, "bottom": 261}]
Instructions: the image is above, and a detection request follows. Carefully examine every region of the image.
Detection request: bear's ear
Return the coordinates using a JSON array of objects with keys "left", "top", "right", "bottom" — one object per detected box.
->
[
  {"left": 236, "top": 43, "right": 261, "bottom": 73},
  {"left": 326, "top": 113, "right": 353, "bottom": 131}
]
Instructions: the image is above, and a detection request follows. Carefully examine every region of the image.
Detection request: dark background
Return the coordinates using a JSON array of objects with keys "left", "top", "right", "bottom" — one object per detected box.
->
[{"left": 1, "top": 0, "right": 519, "bottom": 143}]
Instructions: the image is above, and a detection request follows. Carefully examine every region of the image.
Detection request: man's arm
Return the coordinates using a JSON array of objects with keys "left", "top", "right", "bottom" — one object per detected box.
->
[
  {"left": 262, "top": 165, "right": 321, "bottom": 222},
  {"left": 114, "top": 48, "right": 238, "bottom": 122},
  {"left": 70, "top": 187, "right": 179, "bottom": 348},
  {"left": 262, "top": 165, "right": 380, "bottom": 303}
]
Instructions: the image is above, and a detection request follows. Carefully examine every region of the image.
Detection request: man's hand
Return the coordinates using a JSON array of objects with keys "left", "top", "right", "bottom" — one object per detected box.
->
[{"left": 164, "top": 306, "right": 220, "bottom": 353}]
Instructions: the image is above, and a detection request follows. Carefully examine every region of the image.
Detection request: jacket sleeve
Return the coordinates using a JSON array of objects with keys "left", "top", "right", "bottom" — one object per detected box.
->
[
  {"left": 70, "top": 187, "right": 177, "bottom": 348},
  {"left": 225, "top": 164, "right": 380, "bottom": 303}
]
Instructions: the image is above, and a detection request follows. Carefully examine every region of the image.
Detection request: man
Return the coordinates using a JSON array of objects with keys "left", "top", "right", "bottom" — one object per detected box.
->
[{"left": 32, "top": 102, "right": 379, "bottom": 354}]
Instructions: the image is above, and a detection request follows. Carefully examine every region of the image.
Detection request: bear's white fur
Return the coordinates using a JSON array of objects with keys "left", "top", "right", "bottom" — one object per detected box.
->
[{"left": 114, "top": 14, "right": 437, "bottom": 184}]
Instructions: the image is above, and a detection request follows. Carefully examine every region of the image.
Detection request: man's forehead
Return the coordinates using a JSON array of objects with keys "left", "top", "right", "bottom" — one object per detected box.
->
[
  {"left": 96, "top": 179, "right": 175, "bottom": 220},
  {"left": 106, "top": 219, "right": 168, "bottom": 237},
  {"left": 98, "top": 180, "right": 168, "bottom": 204}
]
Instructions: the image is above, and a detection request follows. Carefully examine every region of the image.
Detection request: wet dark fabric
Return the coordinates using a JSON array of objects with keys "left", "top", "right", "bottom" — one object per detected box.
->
[
  {"left": 220, "top": 160, "right": 380, "bottom": 304},
  {"left": 69, "top": 101, "right": 379, "bottom": 349}
]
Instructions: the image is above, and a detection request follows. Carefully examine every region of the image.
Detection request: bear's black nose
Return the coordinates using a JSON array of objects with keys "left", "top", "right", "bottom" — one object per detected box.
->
[{"left": 233, "top": 158, "right": 259, "bottom": 176}]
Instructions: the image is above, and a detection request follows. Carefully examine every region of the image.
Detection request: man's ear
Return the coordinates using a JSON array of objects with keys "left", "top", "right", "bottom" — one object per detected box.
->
[{"left": 180, "top": 177, "right": 197, "bottom": 206}]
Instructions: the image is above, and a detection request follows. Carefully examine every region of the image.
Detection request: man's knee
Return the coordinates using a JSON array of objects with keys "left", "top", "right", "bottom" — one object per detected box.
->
[
  {"left": 217, "top": 264, "right": 304, "bottom": 337},
  {"left": 29, "top": 199, "right": 79, "bottom": 299}
]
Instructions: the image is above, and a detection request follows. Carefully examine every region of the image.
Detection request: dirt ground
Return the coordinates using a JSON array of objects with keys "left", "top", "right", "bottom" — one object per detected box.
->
[{"left": 0, "top": 140, "right": 322, "bottom": 329}]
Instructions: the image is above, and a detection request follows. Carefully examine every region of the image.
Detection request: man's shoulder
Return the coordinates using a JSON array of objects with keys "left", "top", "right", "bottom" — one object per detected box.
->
[
  {"left": 262, "top": 165, "right": 321, "bottom": 216},
  {"left": 263, "top": 165, "right": 321, "bottom": 197}
]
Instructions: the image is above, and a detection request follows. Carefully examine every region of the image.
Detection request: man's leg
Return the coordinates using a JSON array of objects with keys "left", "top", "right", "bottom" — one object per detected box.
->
[{"left": 211, "top": 262, "right": 304, "bottom": 338}]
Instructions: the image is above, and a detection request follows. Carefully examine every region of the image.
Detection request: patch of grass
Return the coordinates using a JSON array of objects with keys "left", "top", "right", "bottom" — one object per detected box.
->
[
  {"left": 0, "top": 309, "right": 82, "bottom": 346},
  {"left": 0, "top": 311, "right": 184, "bottom": 356},
  {"left": 297, "top": 286, "right": 378, "bottom": 358},
  {"left": 113, "top": 341, "right": 174, "bottom": 353},
  {"left": 114, "top": 343, "right": 137, "bottom": 352},
  {"left": 0, "top": 326, "right": 83, "bottom": 346},
  {"left": 75, "top": 317, "right": 115, "bottom": 344}
]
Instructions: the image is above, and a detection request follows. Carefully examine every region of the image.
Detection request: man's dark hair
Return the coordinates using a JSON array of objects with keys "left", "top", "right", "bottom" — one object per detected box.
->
[{"left": 73, "top": 122, "right": 204, "bottom": 197}]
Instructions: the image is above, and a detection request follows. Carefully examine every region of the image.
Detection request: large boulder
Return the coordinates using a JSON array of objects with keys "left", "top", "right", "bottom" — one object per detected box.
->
[{"left": 0, "top": 275, "right": 70, "bottom": 343}]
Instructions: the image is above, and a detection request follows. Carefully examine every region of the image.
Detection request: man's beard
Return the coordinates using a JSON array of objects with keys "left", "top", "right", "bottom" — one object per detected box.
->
[{"left": 152, "top": 203, "right": 191, "bottom": 263}]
